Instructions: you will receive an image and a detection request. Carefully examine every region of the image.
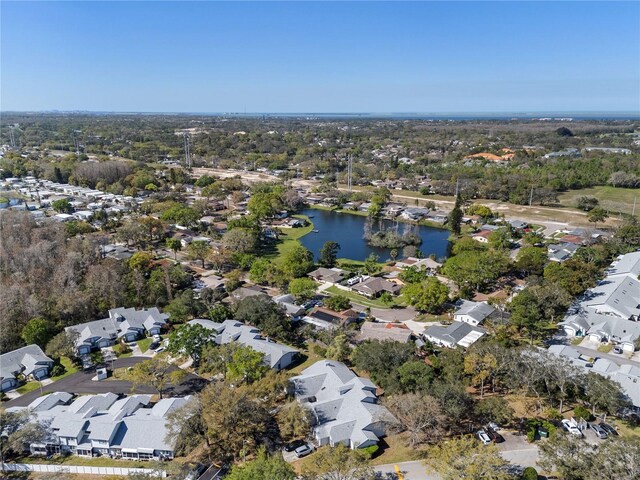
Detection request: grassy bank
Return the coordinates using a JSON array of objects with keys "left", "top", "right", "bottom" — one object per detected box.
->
[{"left": 266, "top": 214, "right": 314, "bottom": 263}]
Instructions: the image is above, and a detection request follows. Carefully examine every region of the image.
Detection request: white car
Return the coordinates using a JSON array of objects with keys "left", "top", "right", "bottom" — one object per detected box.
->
[
  {"left": 477, "top": 430, "right": 492, "bottom": 445},
  {"left": 154, "top": 346, "right": 166, "bottom": 354},
  {"left": 561, "top": 419, "right": 583, "bottom": 437},
  {"left": 153, "top": 334, "right": 162, "bottom": 342}
]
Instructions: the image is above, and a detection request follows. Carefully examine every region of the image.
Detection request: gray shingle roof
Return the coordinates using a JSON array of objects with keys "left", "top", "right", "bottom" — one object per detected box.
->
[
  {"left": 292, "top": 361, "right": 397, "bottom": 448},
  {"left": 454, "top": 300, "right": 496, "bottom": 323},
  {"left": 0, "top": 345, "right": 53, "bottom": 381},
  {"left": 187, "top": 319, "right": 298, "bottom": 370}
]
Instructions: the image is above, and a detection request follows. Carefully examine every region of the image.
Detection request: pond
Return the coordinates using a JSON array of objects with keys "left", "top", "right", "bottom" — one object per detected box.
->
[{"left": 299, "top": 208, "right": 451, "bottom": 262}]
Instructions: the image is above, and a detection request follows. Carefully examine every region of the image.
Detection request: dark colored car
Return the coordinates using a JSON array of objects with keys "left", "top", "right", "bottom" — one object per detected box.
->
[
  {"left": 149, "top": 341, "right": 160, "bottom": 350},
  {"left": 283, "top": 440, "right": 305, "bottom": 452},
  {"left": 599, "top": 423, "right": 619, "bottom": 436},
  {"left": 486, "top": 427, "right": 505, "bottom": 443}
]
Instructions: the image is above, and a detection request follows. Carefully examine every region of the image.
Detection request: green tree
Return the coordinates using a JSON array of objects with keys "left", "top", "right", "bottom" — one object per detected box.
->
[
  {"left": 521, "top": 467, "right": 538, "bottom": 480},
  {"left": 325, "top": 334, "right": 351, "bottom": 362},
  {"left": 227, "top": 346, "right": 268, "bottom": 384},
  {"left": 129, "top": 353, "right": 186, "bottom": 399},
  {"left": 587, "top": 206, "right": 608, "bottom": 228},
  {"left": 464, "top": 351, "right": 498, "bottom": 398},
  {"left": 362, "top": 253, "right": 380, "bottom": 275},
  {"left": 351, "top": 340, "right": 415, "bottom": 392},
  {"left": 21, "top": 317, "right": 54, "bottom": 348},
  {"left": 45, "top": 330, "right": 80, "bottom": 359},
  {"left": 448, "top": 197, "right": 463, "bottom": 236},
  {"left": 201, "top": 383, "right": 271, "bottom": 462},
  {"left": 424, "top": 436, "right": 510, "bottom": 480},
  {"left": 226, "top": 447, "right": 296, "bottom": 480},
  {"left": 516, "top": 246, "right": 548, "bottom": 276},
  {"left": 576, "top": 196, "right": 599, "bottom": 211},
  {"left": 288, "top": 278, "right": 318, "bottom": 303},
  {"left": 583, "top": 372, "right": 629, "bottom": 416},
  {"left": 51, "top": 198, "right": 73, "bottom": 213},
  {"left": 397, "top": 360, "right": 435, "bottom": 393},
  {"left": 544, "top": 259, "right": 598, "bottom": 296},
  {"left": 234, "top": 296, "right": 292, "bottom": 341},
  {"left": 488, "top": 228, "right": 512, "bottom": 250},
  {"left": 474, "top": 397, "right": 514, "bottom": 426},
  {"left": 319, "top": 241, "right": 340, "bottom": 267},
  {"left": 281, "top": 244, "right": 314, "bottom": 278},
  {"left": 539, "top": 433, "right": 593, "bottom": 480},
  {"left": 301, "top": 444, "right": 374, "bottom": 480},
  {"left": 166, "top": 238, "right": 182, "bottom": 260},
  {"left": 222, "top": 228, "right": 258, "bottom": 255},
  {"left": 276, "top": 401, "right": 312, "bottom": 443},
  {"left": 187, "top": 240, "right": 212, "bottom": 268},
  {"left": 442, "top": 250, "right": 509, "bottom": 292},
  {"left": 167, "top": 323, "right": 214, "bottom": 362},
  {"left": 324, "top": 295, "right": 352, "bottom": 312},
  {"left": 401, "top": 277, "right": 449, "bottom": 313}
]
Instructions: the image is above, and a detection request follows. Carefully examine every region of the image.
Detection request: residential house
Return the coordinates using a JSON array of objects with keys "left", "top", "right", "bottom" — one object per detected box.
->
[
  {"left": 6, "top": 393, "right": 191, "bottom": 459},
  {"left": 0, "top": 345, "right": 54, "bottom": 392},
  {"left": 395, "top": 257, "right": 442, "bottom": 271},
  {"left": 400, "top": 207, "right": 429, "bottom": 221},
  {"left": 423, "top": 321, "right": 486, "bottom": 349},
  {"left": 560, "top": 310, "right": 640, "bottom": 353},
  {"left": 302, "top": 307, "right": 360, "bottom": 330},
  {"left": 548, "top": 242, "right": 580, "bottom": 263},
  {"left": 472, "top": 230, "right": 492, "bottom": 244},
  {"left": 230, "top": 285, "right": 268, "bottom": 302},
  {"left": 352, "top": 277, "right": 401, "bottom": 298},
  {"left": 548, "top": 345, "right": 640, "bottom": 407},
  {"left": 66, "top": 307, "right": 169, "bottom": 355},
  {"left": 358, "top": 322, "right": 412, "bottom": 343},
  {"left": 273, "top": 294, "right": 306, "bottom": 319},
  {"left": 291, "top": 361, "right": 398, "bottom": 449},
  {"left": 308, "top": 267, "right": 348, "bottom": 285},
  {"left": 186, "top": 319, "right": 298, "bottom": 370},
  {"left": 453, "top": 300, "right": 496, "bottom": 326}
]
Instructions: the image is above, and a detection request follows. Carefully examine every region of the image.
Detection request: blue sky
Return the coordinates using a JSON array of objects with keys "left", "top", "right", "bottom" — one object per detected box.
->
[{"left": 2, "top": 1, "right": 639, "bottom": 113}]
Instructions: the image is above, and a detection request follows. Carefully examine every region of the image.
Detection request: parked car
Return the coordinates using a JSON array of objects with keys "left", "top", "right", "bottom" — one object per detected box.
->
[
  {"left": 488, "top": 422, "right": 501, "bottom": 432},
  {"left": 294, "top": 444, "right": 313, "bottom": 458},
  {"left": 476, "top": 430, "right": 492, "bottom": 445},
  {"left": 612, "top": 345, "right": 623, "bottom": 354},
  {"left": 149, "top": 341, "right": 160, "bottom": 350},
  {"left": 283, "top": 440, "right": 305, "bottom": 452},
  {"left": 486, "top": 427, "right": 505, "bottom": 443},
  {"left": 153, "top": 334, "right": 162, "bottom": 341},
  {"left": 154, "top": 346, "right": 166, "bottom": 354},
  {"left": 588, "top": 423, "right": 608, "bottom": 439},
  {"left": 561, "top": 419, "right": 583, "bottom": 437},
  {"left": 599, "top": 423, "right": 618, "bottom": 436}
]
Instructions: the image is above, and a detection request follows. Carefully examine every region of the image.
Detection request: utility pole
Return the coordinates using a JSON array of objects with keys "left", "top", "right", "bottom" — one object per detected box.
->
[
  {"left": 8, "top": 125, "right": 16, "bottom": 149},
  {"left": 529, "top": 186, "right": 534, "bottom": 207},
  {"left": 347, "top": 155, "right": 353, "bottom": 192},
  {"left": 183, "top": 133, "right": 191, "bottom": 169}
]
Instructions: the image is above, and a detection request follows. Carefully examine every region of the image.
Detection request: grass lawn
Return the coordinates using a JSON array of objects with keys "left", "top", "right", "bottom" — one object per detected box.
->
[
  {"left": 137, "top": 337, "right": 153, "bottom": 353},
  {"left": 324, "top": 285, "right": 403, "bottom": 309},
  {"left": 16, "top": 381, "right": 43, "bottom": 395},
  {"left": 288, "top": 348, "right": 324, "bottom": 374},
  {"left": 17, "top": 455, "right": 151, "bottom": 468},
  {"left": 266, "top": 214, "right": 314, "bottom": 263},
  {"left": 558, "top": 186, "right": 638, "bottom": 215},
  {"left": 597, "top": 344, "right": 613, "bottom": 353},
  {"left": 368, "top": 432, "right": 424, "bottom": 466}
]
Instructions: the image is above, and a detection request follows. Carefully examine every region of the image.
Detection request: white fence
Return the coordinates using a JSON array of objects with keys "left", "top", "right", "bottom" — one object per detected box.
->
[{"left": 1, "top": 462, "right": 167, "bottom": 477}]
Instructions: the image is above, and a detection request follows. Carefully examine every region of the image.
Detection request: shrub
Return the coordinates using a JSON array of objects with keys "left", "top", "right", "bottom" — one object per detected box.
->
[
  {"left": 526, "top": 428, "right": 536, "bottom": 443},
  {"left": 361, "top": 445, "right": 379, "bottom": 458},
  {"left": 50, "top": 364, "right": 66, "bottom": 377},
  {"left": 521, "top": 466, "right": 538, "bottom": 480},
  {"left": 117, "top": 342, "right": 132, "bottom": 355},
  {"left": 544, "top": 408, "right": 562, "bottom": 421},
  {"left": 573, "top": 406, "right": 592, "bottom": 421}
]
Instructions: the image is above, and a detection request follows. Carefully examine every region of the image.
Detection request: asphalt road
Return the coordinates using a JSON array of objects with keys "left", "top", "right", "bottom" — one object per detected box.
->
[{"left": 5, "top": 356, "right": 206, "bottom": 408}]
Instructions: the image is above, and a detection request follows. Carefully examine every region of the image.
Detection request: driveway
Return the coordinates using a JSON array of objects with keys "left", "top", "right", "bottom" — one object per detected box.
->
[{"left": 5, "top": 356, "right": 206, "bottom": 408}]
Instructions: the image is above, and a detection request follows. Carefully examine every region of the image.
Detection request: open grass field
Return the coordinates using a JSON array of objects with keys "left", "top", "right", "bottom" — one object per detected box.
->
[
  {"left": 324, "top": 285, "right": 403, "bottom": 309},
  {"left": 558, "top": 186, "right": 638, "bottom": 215},
  {"left": 265, "top": 214, "right": 314, "bottom": 263}
]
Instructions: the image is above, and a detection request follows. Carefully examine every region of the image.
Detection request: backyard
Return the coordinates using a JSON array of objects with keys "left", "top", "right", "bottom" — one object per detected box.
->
[{"left": 324, "top": 285, "right": 404, "bottom": 309}]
